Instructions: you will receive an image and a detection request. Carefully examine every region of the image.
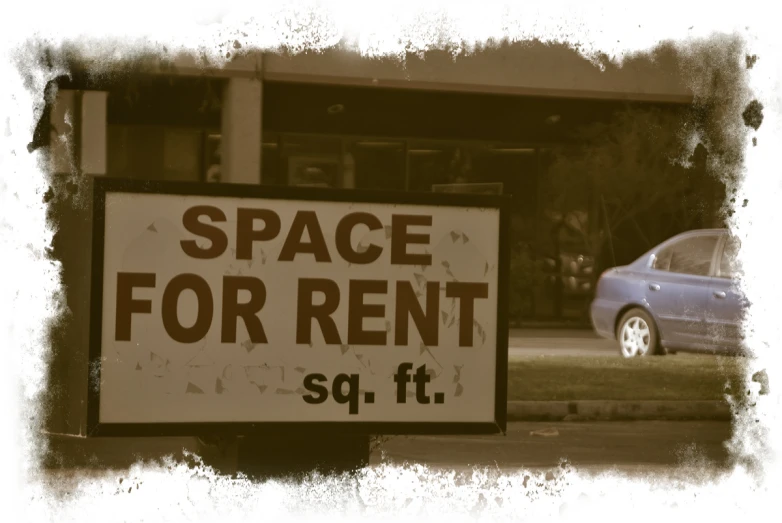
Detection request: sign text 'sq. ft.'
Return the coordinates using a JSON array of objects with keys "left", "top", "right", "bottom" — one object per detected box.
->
[{"left": 89, "top": 180, "right": 508, "bottom": 434}]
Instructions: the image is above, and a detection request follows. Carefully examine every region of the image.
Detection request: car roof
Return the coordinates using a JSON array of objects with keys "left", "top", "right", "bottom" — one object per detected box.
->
[
  {"left": 666, "top": 228, "right": 725, "bottom": 243},
  {"left": 678, "top": 228, "right": 727, "bottom": 235},
  {"left": 668, "top": 228, "right": 727, "bottom": 240},
  {"left": 628, "top": 228, "right": 728, "bottom": 267}
]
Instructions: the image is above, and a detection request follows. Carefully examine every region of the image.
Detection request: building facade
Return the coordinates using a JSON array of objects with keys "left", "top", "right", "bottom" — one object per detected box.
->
[{"left": 42, "top": 45, "right": 697, "bottom": 445}]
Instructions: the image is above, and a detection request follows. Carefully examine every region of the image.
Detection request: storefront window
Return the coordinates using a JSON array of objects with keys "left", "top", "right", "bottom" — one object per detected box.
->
[
  {"left": 163, "top": 129, "right": 203, "bottom": 181},
  {"left": 203, "top": 133, "right": 221, "bottom": 183},
  {"left": 535, "top": 147, "right": 597, "bottom": 321},
  {"left": 407, "top": 143, "right": 465, "bottom": 191},
  {"left": 261, "top": 132, "right": 282, "bottom": 185},
  {"left": 107, "top": 125, "right": 205, "bottom": 182},
  {"left": 104, "top": 75, "right": 222, "bottom": 182},
  {"left": 280, "top": 135, "right": 342, "bottom": 188},
  {"left": 349, "top": 140, "right": 405, "bottom": 191}
]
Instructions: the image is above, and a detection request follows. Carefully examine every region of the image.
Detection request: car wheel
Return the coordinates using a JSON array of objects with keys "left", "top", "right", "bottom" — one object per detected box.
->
[{"left": 617, "top": 308, "right": 660, "bottom": 358}]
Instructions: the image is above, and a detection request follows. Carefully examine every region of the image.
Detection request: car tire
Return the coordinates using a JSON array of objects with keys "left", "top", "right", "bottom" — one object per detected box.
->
[{"left": 616, "top": 308, "right": 661, "bottom": 358}]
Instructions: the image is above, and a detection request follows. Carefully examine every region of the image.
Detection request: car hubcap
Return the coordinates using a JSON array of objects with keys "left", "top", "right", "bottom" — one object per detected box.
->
[{"left": 620, "top": 317, "right": 651, "bottom": 357}]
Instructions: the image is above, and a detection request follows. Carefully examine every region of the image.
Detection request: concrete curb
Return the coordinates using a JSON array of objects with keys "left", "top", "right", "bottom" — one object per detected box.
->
[
  {"left": 506, "top": 400, "right": 732, "bottom": 421},
  {"left": 510, "top": 323, "right": 592, "bottom": 330}
]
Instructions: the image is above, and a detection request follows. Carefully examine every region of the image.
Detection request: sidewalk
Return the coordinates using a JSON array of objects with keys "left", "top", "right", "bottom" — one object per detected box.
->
[
  {"left": 507, "top": 327, "right": 614, "bottom": 356},
  {"left": 510, "top": 320, "right": 593, "bottom": 330},
  {"left": 506, "top": 400, "right": 732, "bottom": 422},
  {"left": 509, "top": 328, "right": 598, "bottom": 339}
]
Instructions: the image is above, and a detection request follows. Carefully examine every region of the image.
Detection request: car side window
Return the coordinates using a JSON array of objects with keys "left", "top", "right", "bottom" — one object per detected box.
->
[
  {"left": 653, "top": 235, "right": 719, "bottom": 276},
  {"left": 652, "top": 248, "right": 673, "bottom": 271},
  {"left": 719, "top": 236, "right": 741, "bottom": 279}
]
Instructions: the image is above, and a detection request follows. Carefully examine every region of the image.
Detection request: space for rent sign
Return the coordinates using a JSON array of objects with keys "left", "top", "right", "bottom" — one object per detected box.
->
[{"left": 88, "top": 178, "right": 509, "bottom": 435}]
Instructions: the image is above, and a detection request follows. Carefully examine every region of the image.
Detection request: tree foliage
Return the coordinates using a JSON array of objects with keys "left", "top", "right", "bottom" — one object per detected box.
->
[{"left": 541, "top": 106, "right": 711, "bottom": 265}]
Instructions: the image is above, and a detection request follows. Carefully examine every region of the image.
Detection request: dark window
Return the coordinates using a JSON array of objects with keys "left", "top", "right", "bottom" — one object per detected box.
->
[
  {"left": 653, "top": 235, "right": 718, "bottom": 276},
  {"left": 719, "top": 236, "right": 741, "bottom": 279},
  {"left": 407, "top": 143, "right": 463, "bottom": 192},
  {"left": 281, "top": 135, "right": 342, "bottom": 188},
  {"left": 349, "top": 140, "right": 406, "bottom": 191},
  {"left": 107, "top": 125, "right": 205, "bottom": 182}
]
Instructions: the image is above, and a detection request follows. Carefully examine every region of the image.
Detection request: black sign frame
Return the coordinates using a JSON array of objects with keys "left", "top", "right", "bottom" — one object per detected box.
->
[{"left": 87, "top": 177, "right": 510, "bottom": 437}]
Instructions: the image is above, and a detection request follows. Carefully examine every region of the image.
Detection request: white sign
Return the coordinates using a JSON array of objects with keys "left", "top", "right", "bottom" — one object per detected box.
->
[{"left": 91, "top": 181, "right": 506, "bottom": 431}]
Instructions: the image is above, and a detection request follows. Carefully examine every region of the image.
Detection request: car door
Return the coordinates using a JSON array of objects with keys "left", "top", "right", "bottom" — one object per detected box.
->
[
  {"left": 706, "top": 234, "right": 747, "bottom": 351},
  {"left": 644, "top": 232, "right": 721, "bottom": 349}
]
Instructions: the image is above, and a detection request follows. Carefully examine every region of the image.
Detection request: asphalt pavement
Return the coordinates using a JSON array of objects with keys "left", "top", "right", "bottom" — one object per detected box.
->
[
  {"left": 371, "top": 421, "right": 733, "bottom": 473},
  {"left": 508, "top": 329, "right": 617, "bottom": 358},
  {"left": 40, "top": 421, "right": 733, "bottom": 494}
]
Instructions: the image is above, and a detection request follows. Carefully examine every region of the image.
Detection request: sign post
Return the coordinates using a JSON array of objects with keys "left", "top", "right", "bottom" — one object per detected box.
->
[{"left": 88, "top": 178, "right": 510, "bottom": 477}]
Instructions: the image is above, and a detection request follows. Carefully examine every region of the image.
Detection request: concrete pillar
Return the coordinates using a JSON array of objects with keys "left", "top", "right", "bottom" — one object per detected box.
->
[
  {"left": 221, "top": 78, "right": 262, "bottom": 184},
  {"left": 49, "top": 89, "right": 76, "bottom": 174},
  {"left": 80, "top": 91, "right": 108, "bottom": 175},
  {"left": 47, "top": 89, "right": 107, "bottom": 439},
  {"left": 49, "top": 89, "right": 107, "bottom": 175},
  {"left": 43, "top": 88, "right": 107, "bottom": 454}
]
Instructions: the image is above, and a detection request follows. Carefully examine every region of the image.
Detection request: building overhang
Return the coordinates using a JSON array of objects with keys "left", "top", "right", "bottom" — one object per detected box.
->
[{"left": 72, "top": 41, "right": 693, "bottom": 105}]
